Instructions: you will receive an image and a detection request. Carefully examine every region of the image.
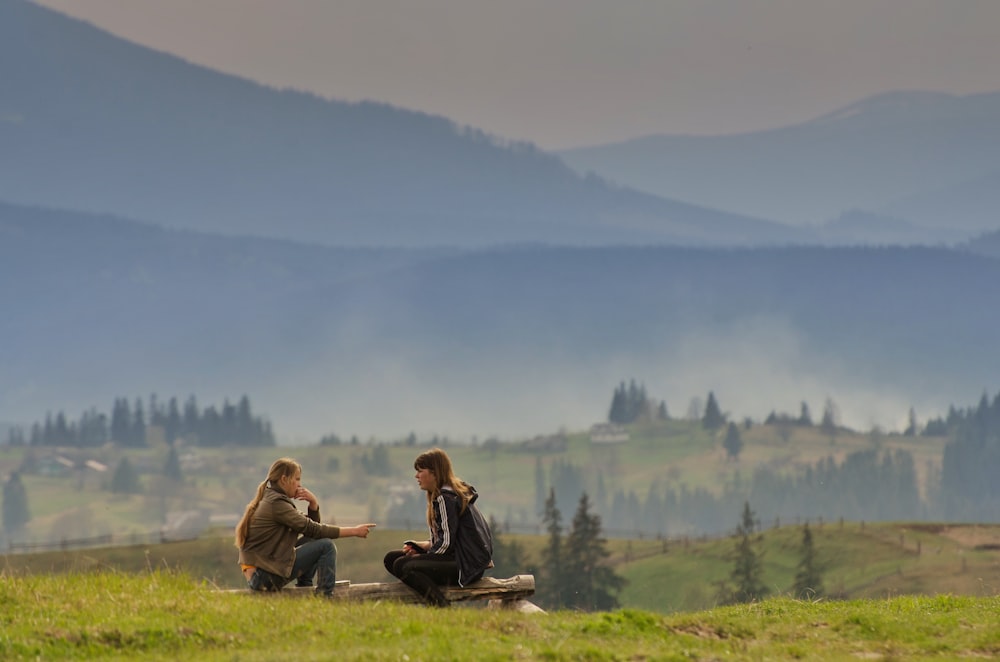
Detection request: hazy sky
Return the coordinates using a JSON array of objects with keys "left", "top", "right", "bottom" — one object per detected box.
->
[{"left": 33, "top": 0, "right": 1000, "bottom": 149}]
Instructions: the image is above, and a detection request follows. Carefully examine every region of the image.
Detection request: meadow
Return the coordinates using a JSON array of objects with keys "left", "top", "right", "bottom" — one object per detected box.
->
[
  {"left": 0, "top": 417, "right": 951, "bottom": 546},
  {"left": 2, "top": 569, "right": 999, "bottom": 661},
  {"left": 6, "top": 520, "right": 1000, "bottom": 615}
]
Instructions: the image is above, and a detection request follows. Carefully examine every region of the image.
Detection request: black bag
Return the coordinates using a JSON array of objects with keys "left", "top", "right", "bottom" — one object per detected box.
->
[{"left": 456, "top": 494, "right": 494, "bottom": 586}]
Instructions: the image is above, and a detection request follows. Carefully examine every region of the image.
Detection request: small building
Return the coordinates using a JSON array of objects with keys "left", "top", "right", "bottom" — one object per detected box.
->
[{"left": 589, "top": 423, "right": 629, "bottom": 444}]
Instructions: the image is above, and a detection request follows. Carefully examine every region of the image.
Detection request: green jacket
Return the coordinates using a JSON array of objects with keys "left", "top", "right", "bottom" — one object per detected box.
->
[{"left": 238, "top": 486, "right": 342, "bottom": 578}]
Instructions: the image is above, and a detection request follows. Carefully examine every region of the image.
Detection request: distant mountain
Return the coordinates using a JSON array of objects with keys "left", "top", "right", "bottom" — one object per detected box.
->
[
  {"left": 4, "top": 200, "right": 999, "bottom": 441},
  {"left": 883, "top": 168, "right": 1000, "bottom": 234},
  {"left": 0, "top": 0, "right": 796, "bottom": 248},
  {"left": 559, "top": 91, "right": 1000, "bottom": 239},
  {"left": 962, "top": 227, "right": 1000, "bottom": 260}
]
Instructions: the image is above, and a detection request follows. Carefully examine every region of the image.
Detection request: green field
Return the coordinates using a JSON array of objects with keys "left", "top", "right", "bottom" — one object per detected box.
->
[
  {"left": 2, "top": 569, "right": 999, "bottom": 660},
  {"left": 0, "top": 418, "right": 952, "bottom": 544},
  {"left": 6, "top": 520, "right": 1000, "bottom": 616}
]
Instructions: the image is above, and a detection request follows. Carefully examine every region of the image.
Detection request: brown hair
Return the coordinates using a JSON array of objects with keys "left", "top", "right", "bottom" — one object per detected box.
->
[
  {"left": 414, "top": 448, "right": 472, "bottom": 528},
  {"left": 234, "top": 457, "right": 301, "bottom": 549}
]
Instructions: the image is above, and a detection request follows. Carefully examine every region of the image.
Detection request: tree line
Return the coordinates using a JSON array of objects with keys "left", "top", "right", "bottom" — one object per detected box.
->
[
  {"left": 4, "top": 394, "right": 274, "bottom": 448},
  {"left": 594, "top": 382, "right": 1000, "bottom": 536}
]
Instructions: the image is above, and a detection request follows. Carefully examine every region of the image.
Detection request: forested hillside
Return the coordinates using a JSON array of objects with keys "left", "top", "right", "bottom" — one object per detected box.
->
[{"left": 3, "top": 201, "right": 1000, "bottom": 440}]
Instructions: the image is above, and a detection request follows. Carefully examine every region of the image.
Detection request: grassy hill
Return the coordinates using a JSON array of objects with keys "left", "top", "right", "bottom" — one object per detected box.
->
[
  {"left": 4, "top": 530, "right": 1000, "bottom": 660},
  {"left": 0, "top": 418, "right": 950, "bottom": 546},
  {"left": 3, "top": 573, "right": 998, "bottom": 661},
  {"left": 6, "top": 520, "right": 1000, "bottom": 617}
]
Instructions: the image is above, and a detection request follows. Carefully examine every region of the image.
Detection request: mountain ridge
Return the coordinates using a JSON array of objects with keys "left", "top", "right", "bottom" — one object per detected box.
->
[
  {"left": 559, "top": 90, "right": 1000, "bottom": 237},
  {"left": 1, "top": 0, "right": 795, "bottom": 248}
]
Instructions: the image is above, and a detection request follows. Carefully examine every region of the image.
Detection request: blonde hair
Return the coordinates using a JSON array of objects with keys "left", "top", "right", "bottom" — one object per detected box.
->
[
  {"left": 234, "top": 457, "right": 301, "bottom": 548},
  {"left": 414, "top": 448, "right": 472, "bottom": 529}
]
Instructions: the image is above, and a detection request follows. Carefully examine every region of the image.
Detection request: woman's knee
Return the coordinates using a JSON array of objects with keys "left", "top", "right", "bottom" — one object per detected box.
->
[{"left": 383, "top": 550, "right": 405, "bottom": 575}]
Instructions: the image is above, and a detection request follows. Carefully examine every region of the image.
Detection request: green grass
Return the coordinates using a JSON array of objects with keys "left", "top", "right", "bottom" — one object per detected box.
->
[
  {"left": 2, "top": 571, "right": 1000, "bottom": 660},
  {"left": 8, "top": 521, "right": 1000, "bottom": 619}
]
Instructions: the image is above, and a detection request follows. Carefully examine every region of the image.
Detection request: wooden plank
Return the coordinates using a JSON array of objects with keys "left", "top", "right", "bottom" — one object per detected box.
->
[{"left": 339, "top": 574, "right": 535, "bottom": 604}]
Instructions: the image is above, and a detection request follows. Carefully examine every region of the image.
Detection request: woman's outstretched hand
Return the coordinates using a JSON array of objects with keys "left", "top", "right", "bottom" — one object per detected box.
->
[{"left": 349, "top": 523, "right": 377, "bottom": 538}]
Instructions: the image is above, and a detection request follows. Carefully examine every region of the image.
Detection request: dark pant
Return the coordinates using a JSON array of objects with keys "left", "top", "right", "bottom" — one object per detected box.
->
[{"left": 383, "top": 549, "right": 459, "bottom": 607}]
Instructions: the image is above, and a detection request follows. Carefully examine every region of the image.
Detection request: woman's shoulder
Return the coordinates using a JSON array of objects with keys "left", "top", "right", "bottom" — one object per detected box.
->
[
  {"left": 261, "top": 487, "right": 294, "bottom": 507},
  {"left": 436, "top": 486, "right": 461, "bottom": 506}
]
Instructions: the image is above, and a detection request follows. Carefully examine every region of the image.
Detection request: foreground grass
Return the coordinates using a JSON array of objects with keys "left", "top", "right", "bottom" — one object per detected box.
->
[{"left": 2, "top": 571, "right": 1000, "bottom": 660}]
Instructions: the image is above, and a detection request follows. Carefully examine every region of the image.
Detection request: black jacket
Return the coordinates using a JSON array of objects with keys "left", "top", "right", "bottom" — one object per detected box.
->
[{"left": 429, "top": 485, "right": 494, "bottom": 586}]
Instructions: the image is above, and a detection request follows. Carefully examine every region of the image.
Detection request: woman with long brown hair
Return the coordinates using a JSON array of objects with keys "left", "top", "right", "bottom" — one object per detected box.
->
[
  {"left": 383, "top": 448, "right": 493, "bottom": 606},
  {"left": 236, "top": 457, "right": 375, "bottom": 596}
]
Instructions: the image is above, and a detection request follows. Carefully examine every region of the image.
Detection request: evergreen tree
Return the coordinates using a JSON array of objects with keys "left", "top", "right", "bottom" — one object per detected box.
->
[
  {"left": 2, "top": 471, "right": 30, "bottom": 536},
  {"left": 110, "top": 457, "right": 142, "bottom": 494},
  {"left": 702, "top": 391, "right": 725, "bottom": 431},
  {"left": 792, "top": 523, "right": 824, "bottom": 598},
  {"left": 237, "top": 395, "right": 253, "bottom": 443},
  {"left": 903, "top": 407, "right": 918, "bottom": 436},
  {"left": 164, "top": 446, "right": 183, "bottom": 482},
  {"left": 538, "top": 488, "right": 566, "bottom": 609},
  {"left": 722, "top": 501, "right": 767, "bottom": 604},
  {"left": 534, "top": 456, "right": 546, "bottom": 517},
  {"left": 164, "top": 397, "right": 182, "bottom": 445},
  {"left": 608, "top": 382, "right": 627, "bottom": 424},
  {"left": 489, "top": 516, "right": 527, "bottom": 578},
  {"left": 820, "top": 397, "right": 839, "bottom": 434},
  {"left": 798, "top": 401, "right": 813, "bottom": 427},
  {"left": 563, "top": 492, "right": 626, "bottom": 611},
  {"left": 361, "top": 445, "right": 392, "bottom": 476},
  {"left": 130, "top": 397, "right": 146, "bottom": 447},
  {"left": 182, "top": 395, "right": 199, "bottom": 442},
  {"left": 723, "top": 422, "right": 744, "bottom": 461},
  {"left": 608, "top": 379, "right": 655, "bottom": 424}
]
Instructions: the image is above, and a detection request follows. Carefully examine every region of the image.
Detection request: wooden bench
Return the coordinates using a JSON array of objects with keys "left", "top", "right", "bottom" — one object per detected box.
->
[{"left": 228, "top": 574, "right": 542, "bottom": 612}]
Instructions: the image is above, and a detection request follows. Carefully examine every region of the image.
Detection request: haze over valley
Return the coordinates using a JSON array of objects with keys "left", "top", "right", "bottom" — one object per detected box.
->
[{"left": 3, "top": 0, "right": 1000, "bottom": 444}]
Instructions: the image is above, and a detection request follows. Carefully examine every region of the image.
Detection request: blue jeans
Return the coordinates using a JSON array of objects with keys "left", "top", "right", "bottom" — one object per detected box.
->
[{"left": 247, "top": 538, "right": 338, "bottom": 596}]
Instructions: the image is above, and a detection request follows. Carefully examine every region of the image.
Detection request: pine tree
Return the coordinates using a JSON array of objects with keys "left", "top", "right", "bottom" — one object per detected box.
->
[
  {"left": 798, "top": 401, "right": 813, "bottom": 426},
  {"left": 703, "top": 391, "right": 725, "bottom": 431},
  {"left": 903, "top": 407, "right": 918, "bottom": 436},
  {"left": 2, "top": 472, "right": 30, "bottom": 535},
  {"left": 489, "top": 516, "right": 527, "bottom": 578},
  {"left": 721, "top": 501, "right": 767, "bottom": 604},
  {"left": 165, "top": 397, "right": 182, "bottom": 446},
  {"left": 608, "top": 382, "right": 627, "bottom": 424},
  {"left": 563, "top": 493, "right": 626, "bottom": 611},
  {"left": 130, "top": 397, "right": 146, "bottom": 447},
  {"left": 110, "top": 398, "right": 131, "bottom": 445},
  {"left": 164, "top": 446, "right": 183, "bottom": 482},
  {"left": 723, "top": 422, "right": 744, "bottom": 461},
  {"left": 534, "top": 456, "right": 546, "bottom": 517},
  {"left": 792, "top": 523, "right": 824, "bottom": 599},
  {"left": 538, "top": 488, "right": 565, "bottom": 609},
  {"left": 820, "top": 397, "right": 839, "bottom": 434}
]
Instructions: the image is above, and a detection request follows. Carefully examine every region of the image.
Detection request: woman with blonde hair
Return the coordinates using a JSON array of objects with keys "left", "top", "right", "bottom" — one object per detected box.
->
[
  {"left": 383, "top": 448, "right": 493, "bottom": 607},
  {"left": 236, "top": 457, "right": 375, "bottom": 597}
]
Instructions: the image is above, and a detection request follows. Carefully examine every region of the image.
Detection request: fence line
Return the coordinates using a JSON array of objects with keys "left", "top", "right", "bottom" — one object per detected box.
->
[
  {"left": 4, "top": 529, "right": 202, "bottom": 554},
  {"left": 6, "top": 515, "right": 842, "bottom": 555}
]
